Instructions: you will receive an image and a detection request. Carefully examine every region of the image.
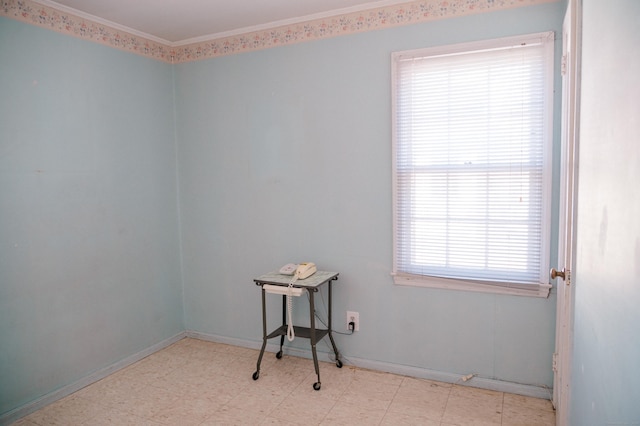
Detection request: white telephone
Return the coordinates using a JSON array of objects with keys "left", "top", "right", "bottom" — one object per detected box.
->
[
  {"left": 279, "top": 262, "right": 317, "bottom": 280},
  {"left": 277, "top": 262, "right": 317, "bottom": 341}
]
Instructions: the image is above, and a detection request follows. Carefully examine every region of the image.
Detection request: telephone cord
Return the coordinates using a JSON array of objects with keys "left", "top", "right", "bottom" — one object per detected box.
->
[{"left": 286, "top": 274, "right": 298, "bottom": 341}]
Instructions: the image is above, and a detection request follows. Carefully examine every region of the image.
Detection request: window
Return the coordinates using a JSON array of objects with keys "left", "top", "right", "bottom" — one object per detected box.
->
[{"left": 391, "top": 32, "right": 555, "bottom": 297}]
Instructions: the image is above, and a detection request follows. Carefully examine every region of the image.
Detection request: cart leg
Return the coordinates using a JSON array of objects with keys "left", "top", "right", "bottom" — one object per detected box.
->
[
  {"left": 327, "top": 280, "right": 342, "bottom": 367},
  {"left": 309, "top": 289, "right": 321, "bottom": 390},
  {"left": 253, "top": 287, "right": 268, "bottom": 380},
  {"left": 276, "top": 295, "right": 286, "bottom": 359}
]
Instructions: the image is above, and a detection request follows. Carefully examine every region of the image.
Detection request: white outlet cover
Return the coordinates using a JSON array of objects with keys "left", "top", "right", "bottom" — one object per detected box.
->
[{"left": 346, "top": 311, "right": 359, "bottom": 331}]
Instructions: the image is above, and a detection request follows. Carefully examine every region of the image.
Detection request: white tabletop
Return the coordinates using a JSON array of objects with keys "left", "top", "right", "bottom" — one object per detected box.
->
[{"left": 254, "top": 271, "right": 339, "bottom": 288}]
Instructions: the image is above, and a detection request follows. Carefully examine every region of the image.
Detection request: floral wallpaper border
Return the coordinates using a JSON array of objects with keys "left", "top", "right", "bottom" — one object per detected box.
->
[{"left": 1, "top": 0, "right": 557, "bottom": 63}]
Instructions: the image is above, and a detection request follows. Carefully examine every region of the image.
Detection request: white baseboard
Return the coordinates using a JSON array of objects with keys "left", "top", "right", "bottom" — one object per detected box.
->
[
  {"left": 346, "top": 356, "right": 553, "bottom": 400},
  {"left": 187, "top": 330, "right": 552, "bottom": 400},
  {"left": 0, "top": 332, "right": 186, "bottom": 426}
]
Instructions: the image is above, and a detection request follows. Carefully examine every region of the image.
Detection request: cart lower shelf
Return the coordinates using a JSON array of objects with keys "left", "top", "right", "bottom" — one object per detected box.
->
[{"left": 266, "top": 324, "right": 328, "bottom": 341}]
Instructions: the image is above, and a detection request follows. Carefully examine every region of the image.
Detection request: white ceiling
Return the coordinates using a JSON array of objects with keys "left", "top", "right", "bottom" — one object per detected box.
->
[{"left": 37, "top": 0, "right": 411, "bottom": 46}]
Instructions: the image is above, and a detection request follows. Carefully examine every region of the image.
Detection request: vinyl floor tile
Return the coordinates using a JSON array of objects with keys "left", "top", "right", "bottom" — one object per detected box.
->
[{"left": 12, "top": 338, "right": 556, "bottom": 426}]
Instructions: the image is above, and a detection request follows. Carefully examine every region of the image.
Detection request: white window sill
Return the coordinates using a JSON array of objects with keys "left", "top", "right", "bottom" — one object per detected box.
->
[{"left": 392, "top": 273, "right": 552, "bottom": 298}]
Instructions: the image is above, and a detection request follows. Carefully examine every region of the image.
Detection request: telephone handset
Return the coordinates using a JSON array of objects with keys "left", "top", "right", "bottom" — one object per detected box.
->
[{"left": 277, "top": 262, "right": 317, "bottom": 341}]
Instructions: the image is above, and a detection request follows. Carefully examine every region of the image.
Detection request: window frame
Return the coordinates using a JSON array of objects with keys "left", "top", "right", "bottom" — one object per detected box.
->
[{"left": 391, "top": 32, "right": 555, "bottom": 298}]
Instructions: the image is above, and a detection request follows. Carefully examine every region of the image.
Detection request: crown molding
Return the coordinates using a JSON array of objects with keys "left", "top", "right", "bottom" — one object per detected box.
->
[
  {"left": 172, "top": 0, "right": 425, "bottom": 47},
  {"left": 30, "top": 0, "right": 172, "bottom": 45},
  {"left": 1, "top": 0, "right": 559, "bottom": 63},
  {"left": 1, "top": 0, "right": 172, "bottom": 61}
]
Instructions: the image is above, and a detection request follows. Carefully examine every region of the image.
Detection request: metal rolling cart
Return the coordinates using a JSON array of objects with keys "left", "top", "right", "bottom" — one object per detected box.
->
[{"left": 252, "top": 270, "right": 342, "bottom": 390}]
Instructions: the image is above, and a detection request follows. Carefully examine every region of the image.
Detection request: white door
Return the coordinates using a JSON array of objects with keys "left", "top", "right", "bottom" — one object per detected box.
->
[{"left": 552, "top": 0, "right": 580, "bottom": 423}]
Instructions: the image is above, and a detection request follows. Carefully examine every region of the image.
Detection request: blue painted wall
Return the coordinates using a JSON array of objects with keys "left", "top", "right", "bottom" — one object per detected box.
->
[
  {"left": 1, "top": 1, "right": 566, "bottom": 418},
  {"left": 0, "top": 18, "right": 183, "bottom": 416},
  {"left": 175, "top": 1, "right": 564, "bottom": 389},
  {"left": 571, "top": 0, "right": 640, "bottom": 423}
]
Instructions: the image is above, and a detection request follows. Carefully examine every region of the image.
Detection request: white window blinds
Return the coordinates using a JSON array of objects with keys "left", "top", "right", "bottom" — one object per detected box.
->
[{"left": 392, "top": 32, "right": 554, "bottom": 296}]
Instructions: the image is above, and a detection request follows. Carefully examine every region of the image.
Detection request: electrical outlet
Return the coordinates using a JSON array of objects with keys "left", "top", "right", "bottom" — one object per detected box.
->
[{"left": 346, "top": 311, "right": 359, "bottom": 332}]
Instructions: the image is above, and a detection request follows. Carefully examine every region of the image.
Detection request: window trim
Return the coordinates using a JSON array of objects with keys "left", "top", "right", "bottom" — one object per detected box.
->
[{"left": 391, "top": 32, "right": 555, "bottom": 298}]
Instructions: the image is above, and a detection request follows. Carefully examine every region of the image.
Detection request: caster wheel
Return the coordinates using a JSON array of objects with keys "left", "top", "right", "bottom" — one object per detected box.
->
[
  {"left": 313, "top": 382, "right": 321, "bottom": 391},
  {"left": 276, "top": 351, "right": 283, "bottom": 359},
  {"left": 336, "top": 359, "right": 343, "bottom": 368},
  {"left": 252, "top": 371, "right": 259, "bottom": 380}
]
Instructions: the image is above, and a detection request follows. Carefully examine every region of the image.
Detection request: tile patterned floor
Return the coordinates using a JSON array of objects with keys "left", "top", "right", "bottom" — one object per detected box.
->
[{"left": 13, "top": 338, "right": 555, "bottom": 425}]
